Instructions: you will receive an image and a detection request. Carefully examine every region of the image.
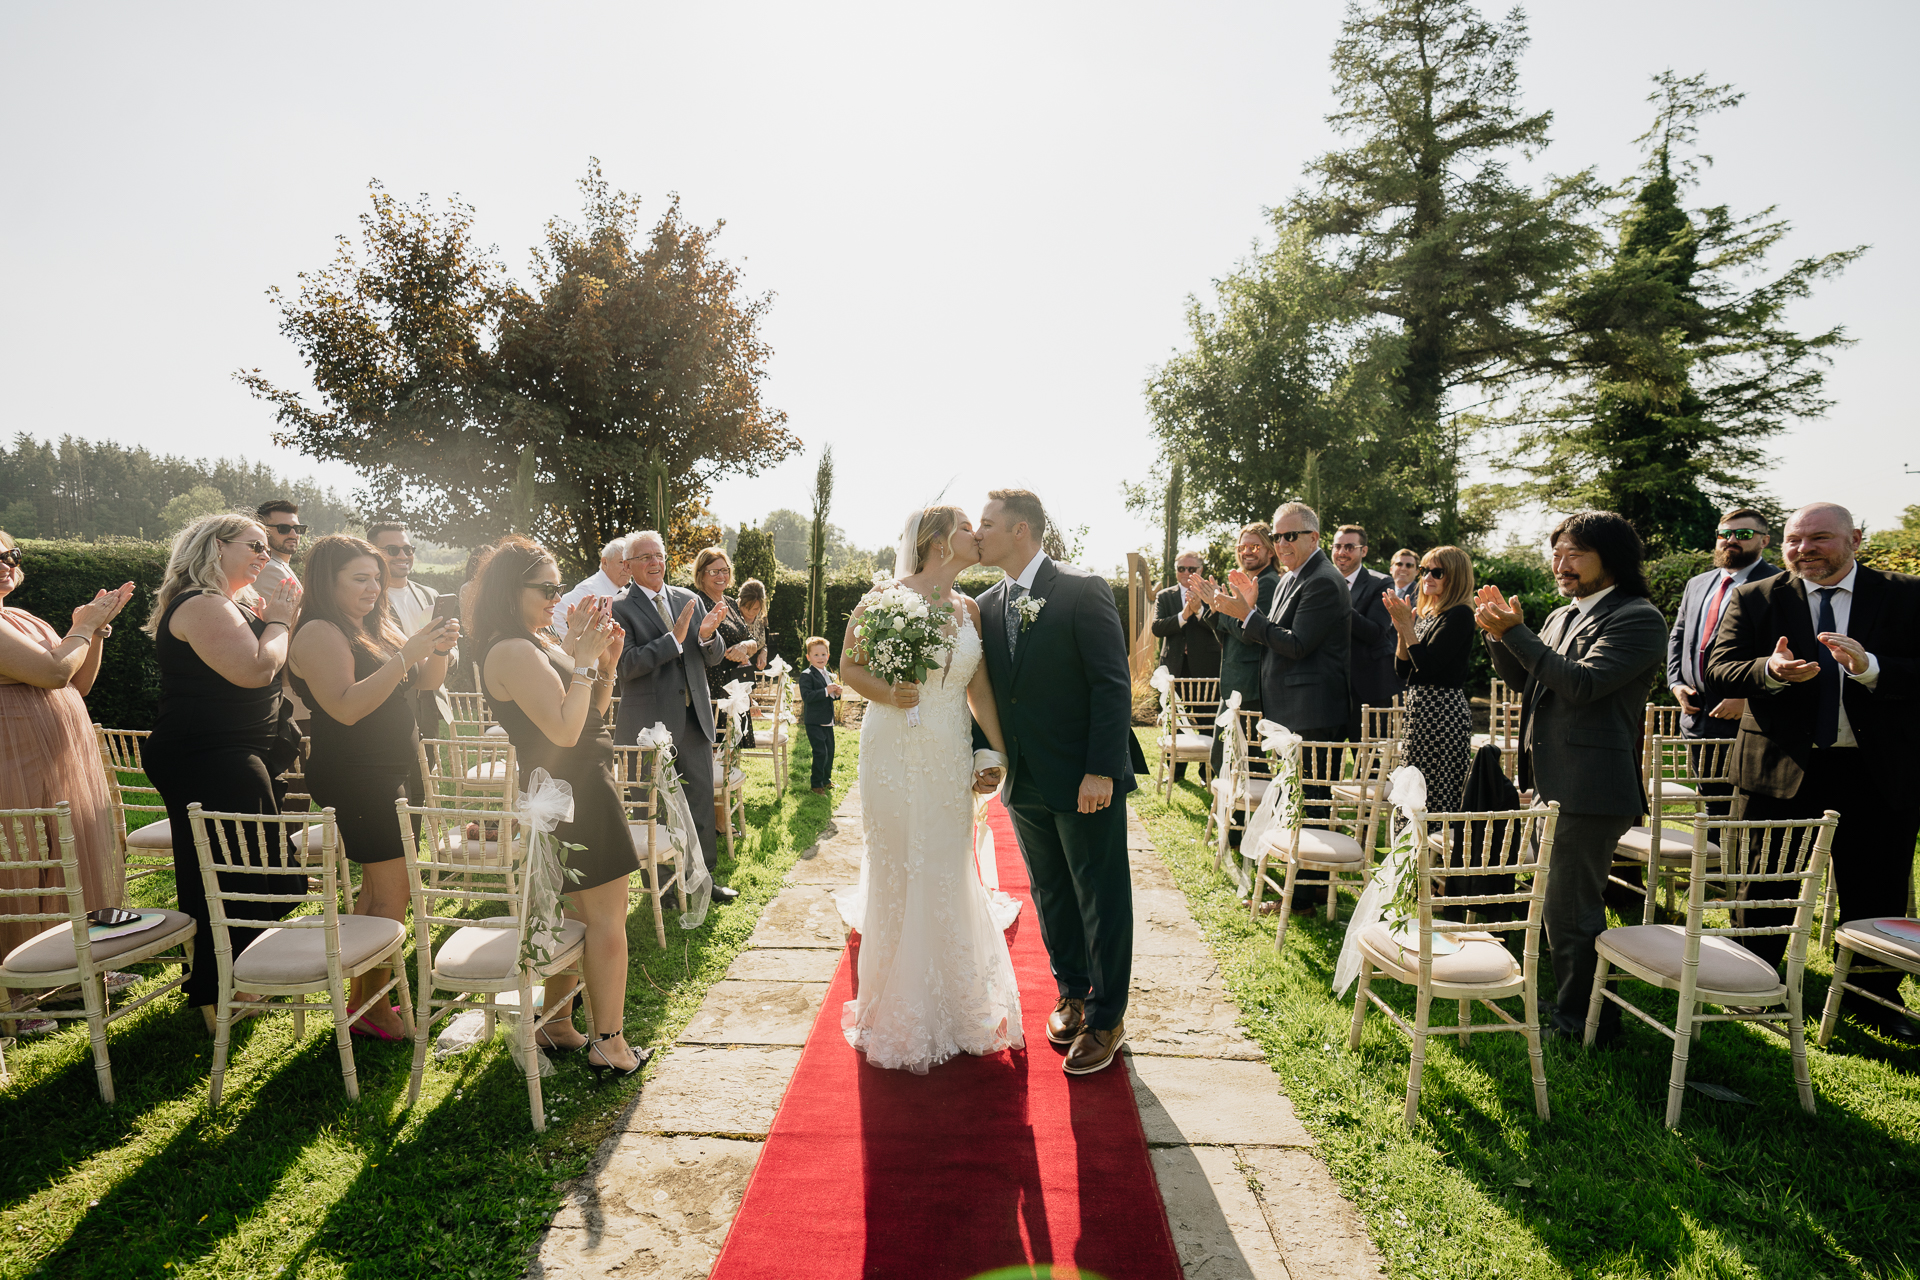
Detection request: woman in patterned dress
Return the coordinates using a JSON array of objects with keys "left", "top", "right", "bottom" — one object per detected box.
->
[{"left": 1382, "top": 545, "right": 1476, "bottom": 814}]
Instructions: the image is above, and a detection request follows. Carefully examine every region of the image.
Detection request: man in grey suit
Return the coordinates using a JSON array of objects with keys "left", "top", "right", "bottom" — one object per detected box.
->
[
  {"left": 1668, "top": 507, "right": 1781, "bottom": 743},
  {"left": 611, "top": 531, "right": 737, "bottom": 901},
  {"left": 1213, "top": 502, "right": 1352, "bottom": 909},
  {"left": 1475, "top": 511, "right": 1666, "bottom": 1044}
]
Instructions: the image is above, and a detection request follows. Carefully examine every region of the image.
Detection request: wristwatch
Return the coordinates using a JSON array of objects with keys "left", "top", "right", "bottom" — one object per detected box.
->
[{"left": 573, "top": 665, "right": 593, "bottom": 677}]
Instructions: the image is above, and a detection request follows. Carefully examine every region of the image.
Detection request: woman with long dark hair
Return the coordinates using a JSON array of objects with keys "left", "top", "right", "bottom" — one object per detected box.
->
[
  {"left": 1382, "top": 545, "right": 1477, "bottom": 814},
  {"left": 287, "top": 534, "right": 457, "bottom": 1040},
  {"left": 475, "top": 537, "right": 643, "bottom": 1077}
]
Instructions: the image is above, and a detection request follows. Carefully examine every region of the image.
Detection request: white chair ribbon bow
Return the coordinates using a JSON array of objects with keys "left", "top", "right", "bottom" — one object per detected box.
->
[
  {"left": 1333, "top": 763, "right": 1429, "bottom": 996},
  {"left": 1213, "top": 688, "right": 1243, "bottom": 729},
  {"left": 518, "top": 768, "right": 579, "bottom": 970},
  {"left": 1235, "top": 721, "right": 1302, "bottom": 893},
  {"left": 635, "top": 721, "right": 714, "bottom": 929},
  {"left": 759, "top": 655, "right": 791, "bottom": 679}
]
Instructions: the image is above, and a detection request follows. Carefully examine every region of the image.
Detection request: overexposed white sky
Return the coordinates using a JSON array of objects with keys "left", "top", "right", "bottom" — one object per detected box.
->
[{"left": 4, "top": 2, "right": 1914, "bottom": 572}]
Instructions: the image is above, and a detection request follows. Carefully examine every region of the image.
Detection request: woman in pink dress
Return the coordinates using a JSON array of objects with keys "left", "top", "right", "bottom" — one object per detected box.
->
[{"left": 0, "top": 529, "right": 136, "bottom": 1029}]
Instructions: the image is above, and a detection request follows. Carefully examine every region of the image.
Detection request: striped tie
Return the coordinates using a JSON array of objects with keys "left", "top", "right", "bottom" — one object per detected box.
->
[{"left": 1006, "top": 584, "right": 1025, "bottom": 657}]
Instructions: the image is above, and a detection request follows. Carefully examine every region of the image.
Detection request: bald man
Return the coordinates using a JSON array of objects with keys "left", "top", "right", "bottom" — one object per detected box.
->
[{"left": 1706, "top": 501, "right": 1920, "bottom": 1042}]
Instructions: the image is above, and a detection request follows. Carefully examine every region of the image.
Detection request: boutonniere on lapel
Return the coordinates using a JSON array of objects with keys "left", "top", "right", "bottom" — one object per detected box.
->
[{"left": 1014, "top": 595, "right": 1045, "bottom": 632}]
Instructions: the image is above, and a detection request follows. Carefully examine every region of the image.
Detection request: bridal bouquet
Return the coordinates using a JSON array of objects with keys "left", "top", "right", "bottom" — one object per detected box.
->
[{"left": 850, "top": 583, "right": 954, "bottom": 727}]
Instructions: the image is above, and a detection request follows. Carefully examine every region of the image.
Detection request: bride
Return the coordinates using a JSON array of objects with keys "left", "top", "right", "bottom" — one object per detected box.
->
[{"left": 832, "top": 505, "right": 1024, "bottom": 1074}]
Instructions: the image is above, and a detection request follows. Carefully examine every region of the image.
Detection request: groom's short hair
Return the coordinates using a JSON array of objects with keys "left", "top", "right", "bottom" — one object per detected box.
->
[{"left": 988, "top": 488, "right": 1046, "bottom": 542}]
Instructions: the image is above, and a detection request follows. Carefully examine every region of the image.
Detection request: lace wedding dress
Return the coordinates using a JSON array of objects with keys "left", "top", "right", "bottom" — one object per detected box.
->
[{"left": 833, "top": 604, "right": 1024, "bottom": 1074}]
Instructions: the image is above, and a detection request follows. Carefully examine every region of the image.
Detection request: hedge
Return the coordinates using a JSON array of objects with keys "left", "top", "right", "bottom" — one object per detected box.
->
[{"left": 7, "top": 538, "right": 171, "bottom": 730}]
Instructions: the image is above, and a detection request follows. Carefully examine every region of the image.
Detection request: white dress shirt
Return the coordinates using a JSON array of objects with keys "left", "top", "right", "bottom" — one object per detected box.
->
[
  {"left": 1695, "top": 559, "right": 1764, "bottom": 641},
  {"left": 1008, "top": 553, "right": 1049, "bottom": 592},
  {"left": 1760, "top": 563, "right": 1881, "bottom": 747},
  {"left": 553, "top": 568, "right": 619, "bottom": 630},
  {"left": 387, "top": 582, "right": 432, "bottom": 635}
]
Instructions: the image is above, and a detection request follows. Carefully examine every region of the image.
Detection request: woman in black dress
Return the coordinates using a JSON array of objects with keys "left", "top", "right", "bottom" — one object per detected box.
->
[
  {"left": 474, "top": 537, "right": 641, "bottom": 1076},
  {"left": 691, "top": 548, "right": 761, "bottom": 746},
  {"left": 1382, "top": 544, "right": 1477, "bottom": 814},
  {"left": 141, "top": 513, "right": 305, "bottom": 1032},
  {"left": 288, "top": 535, "right": 458, "bottom": 1041}
]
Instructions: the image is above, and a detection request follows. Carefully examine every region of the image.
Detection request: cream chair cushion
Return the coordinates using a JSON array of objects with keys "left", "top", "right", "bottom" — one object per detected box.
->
[
  {"left": 1209, "top": 777, "right": 1270, "bottom": 806},
  {"left": 434, "top": 919, "right": 587, "bottom": 982},
  {"left": 1360, "top": 922, "right": 1518, "bottom": 986},
  {"left": 712, "top": 762, "right": 746, "bottom": 789},
  {"left": 126, "top": 818, "right": 173, "bottom": 850},
  {"left": 466, "top": 760, "right": 511, "bottom": 780},
  {"left": 1614, "top": 825, "right": 1718, "bottom": 863},
  {"left": 484, "top": 724, "right": 508, "bottom": 738},
  {"left": 1258, "top": 826, "right": 1367, "bottom": 864},
  {"left": 1834, "top": 918, "right": 1920, "bottom": 969},
  {"left": 3, "top": 910, "right": 195, "bottom": 974},
  {"left": 1653, "top": 780, "right": 1699, "bottom": 800},
  {"left": 1596, "top": 924, "right": 1780, "bottom": 993},
  {"left": 231, "top": 915, "right": 406, "bottom": 986},
  {"left": 1158, "top": 733, "right": 1213, "bottom": 758}
]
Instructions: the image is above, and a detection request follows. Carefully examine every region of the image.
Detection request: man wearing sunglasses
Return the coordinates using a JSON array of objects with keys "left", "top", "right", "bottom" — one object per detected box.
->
[
  {"left": 1151, "top": 551, "right": 1223, "bottom": 781},
  {"left": 254, "top": 499, "right": 304, "bottom": 598},
  {"left": 369, "top": 521, "right": 458, "bottom": 738},
  {"left": 1667, "top": 508, "right": 1780, "bottom": 746}
]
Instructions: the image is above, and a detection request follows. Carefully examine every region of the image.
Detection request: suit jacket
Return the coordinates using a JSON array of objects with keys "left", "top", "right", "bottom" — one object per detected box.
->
[
  {"left": 391, "top": 577, "right": 456, "bottom": 732},
  {"left": 1150, "top": 585, "right": 1222, "bottom": 680},
  {"left": 796, "top": 665, "right": 840, "bottom": 726},
  {"left": 1483, "top": 590, "right": 1666, "bottom": 816},
  {"left": 1666, "top": 560, "right": 1781, "bottom": 735},
  {"left": 1703, "top": 565, "right": 1920, "bottom": 799},
  {"left": 979, "top": 557, "right": 1147, "bottom": 812},
  {"left": 611, "top": 583, "right": 725, "bottom": 745},
  {"left": 1344, "top": 566, "right": 1399, "bottom": 711},
  {"left": 1394, "top": 581, "right": 1417, "bottom": 603},
  {"left": 1242, "top": 550, "right": 1351, "bottom": 733},
  {"left": 1211, "top": 566, "right": 1280, "bottom": 707}
]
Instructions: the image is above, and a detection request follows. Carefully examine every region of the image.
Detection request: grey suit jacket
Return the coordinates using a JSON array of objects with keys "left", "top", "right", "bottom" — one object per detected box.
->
[
  {"left": 1243, "top": 550, "right": 1351, "bottom": 733},
  {"left": 1665, "top": 561, "right": 1781, "bottom": 734},
  {"left": 611, "top": 584, "right": 725, "bottom": 745},
  {"left": 1485, "top": 590, "right": 1667, "bottom": 816}
]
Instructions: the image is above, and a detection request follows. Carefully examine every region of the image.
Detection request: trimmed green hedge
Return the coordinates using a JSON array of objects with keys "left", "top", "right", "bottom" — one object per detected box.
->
[{"left": 7, "top": 538, "right": 171, "bottom": 729}]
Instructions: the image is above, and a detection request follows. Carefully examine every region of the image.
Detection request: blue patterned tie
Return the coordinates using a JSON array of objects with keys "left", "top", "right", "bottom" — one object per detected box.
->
[
  {"left": 1813, "top": 587, "right": 1840, "bottom": 747},
  {"left": 1006, "top": 583, "right": 1025, "bottom": 658}
]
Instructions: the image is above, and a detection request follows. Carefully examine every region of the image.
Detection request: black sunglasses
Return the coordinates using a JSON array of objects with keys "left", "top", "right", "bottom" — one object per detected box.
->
[
  {"left": 524, "top": 581, "right": 566, "bottom": 600},
  {"left": 379, "top": 544, "right": 417, "bottom": 557},
  {"left": 1715, "top": 528, "right": 1763, "bottom": 541},
  {"left": 1420, "top": 566, "right": 1447, "bottom": 578},
  {"left": 0, "top": 549, "right": 20, "bottom": 569},
  {"left": 1276, "top": 530, "right": 1315, "bottom": 543},
  {"left": 1174, "top": 565, "right": 1200, "bottom": 574},
  {"left": 263, "top": 522, "right": 306, "bottom": 535},
  {"left": 221, "top": 538, "right": 269, "bottom": 555}
]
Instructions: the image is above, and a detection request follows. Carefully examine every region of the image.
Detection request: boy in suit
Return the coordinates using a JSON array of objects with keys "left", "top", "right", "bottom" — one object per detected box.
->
[{"left": 797, "top": 636, "right": 842, "bottom": 794}]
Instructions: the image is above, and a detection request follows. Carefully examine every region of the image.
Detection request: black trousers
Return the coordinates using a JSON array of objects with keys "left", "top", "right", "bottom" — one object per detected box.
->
[
  {"left": 1738, "top": 749, "right": 1919, "bottom": 1005},
  {"left": 1006, "top": 765, "right": 1133, "bottom": 1031},
  {"left": 668, "top": 703, "right": 721, "bottom": 872},
  {"left": 1542, "top": 811, "right": 1635, "bottom": 1034},
  {"left": 804, "top": 724, "right": 835, "bottom": 789}
]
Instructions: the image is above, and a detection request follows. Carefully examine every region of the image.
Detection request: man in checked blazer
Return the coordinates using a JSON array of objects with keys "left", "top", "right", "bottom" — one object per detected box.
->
[
  {"left": 1706, "top": 502, "right": 1920, "bottom": 1041},
  {"left": 1476, "top": 511, "right": 1667, "bottom": 1044}
]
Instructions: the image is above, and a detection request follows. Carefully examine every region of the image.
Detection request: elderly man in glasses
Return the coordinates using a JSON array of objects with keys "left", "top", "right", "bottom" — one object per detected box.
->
[
  {"left": 368, "top": 521, "right": 458, "bottom": 737},
  {"left": 1150, "top": 550, "right": 1223, "bottom": 781}
]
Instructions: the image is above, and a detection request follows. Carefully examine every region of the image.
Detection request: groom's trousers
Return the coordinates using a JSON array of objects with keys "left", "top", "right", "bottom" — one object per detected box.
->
[{"left": 1006, "top": 766, "right": 1133, "bottom": 1032}]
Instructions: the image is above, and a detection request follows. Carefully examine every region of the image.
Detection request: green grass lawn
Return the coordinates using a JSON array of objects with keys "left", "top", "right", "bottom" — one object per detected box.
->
[
  {"left": 1132, "top": 728, "right": 1920, "bottom": 1280},
  {"left": 0, "top": 727, "right": 858, "bottom": 1280}
]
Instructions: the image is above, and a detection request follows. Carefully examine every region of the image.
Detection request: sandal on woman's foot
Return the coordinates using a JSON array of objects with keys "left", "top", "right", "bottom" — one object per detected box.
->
[
  {"left": 585, "top": 1033, "right": 651, "bottom": 1080},
  {"left": 349, "top": 1008, "right": 407, "bottom": 1042},
  {"left": 4, "top": 1017, "right": 57, "bottom": 1036},
  {"left": 535, "top": 1026, "right": 585, "bottom": 1055}
]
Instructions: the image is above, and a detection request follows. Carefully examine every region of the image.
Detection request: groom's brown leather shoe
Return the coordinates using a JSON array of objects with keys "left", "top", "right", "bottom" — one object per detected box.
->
[
  {"left": 1063, "top": 1020, "right": 1124, "bottom": 1075},
  {"left": 1046, "top": 998, "right": 1085, "bottom": 1046}
]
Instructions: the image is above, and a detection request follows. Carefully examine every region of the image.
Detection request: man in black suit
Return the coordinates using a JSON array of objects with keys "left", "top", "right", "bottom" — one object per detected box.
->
[
  {"left": 1705, "top": 502, "right": 1920, "bottom": 1040},
  {"left": 1330, "top": 523, "right": 1398, "bottom": 731},
  {"left": 1151, "top": 550, "right": 1222, "bottom": 780},
  {"left": 611, "top": 531, "right": 737, "bottom": 902},
  {"left": 977, "top": 489, "right": 1148, "bottom": 1076},
  {"left": 1668, "top": 507, "right": 1781, "bottom": 743},
  {"left": 1477, "top": 511, "right": 1667, "bottom": 1043},
  {"left": 1389, "top": 548, "right": 1419, "bottom": 603}
]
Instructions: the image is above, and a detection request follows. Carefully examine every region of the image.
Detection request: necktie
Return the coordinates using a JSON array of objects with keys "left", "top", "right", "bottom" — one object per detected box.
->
[
  {"left": 656, "top": 591, "right": 690, "bottom": 705},
  {"left": 1006, "top": 583, "right": 1026, "bottom": 658},
  {"left": 1813, "top": 587, "right": 1840, "bottom": 748},
  {"left": 1698, "top": 574, "right": 1732, "bottom": 675}
]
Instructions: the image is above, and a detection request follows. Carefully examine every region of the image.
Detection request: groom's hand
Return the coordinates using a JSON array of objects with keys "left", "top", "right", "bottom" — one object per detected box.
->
[
  {"left": 973, "top": 767, "right": 1003, "bottom": 794},
  {"left": 1077, "top": 774, "right": 1113, "bottom": 814}
]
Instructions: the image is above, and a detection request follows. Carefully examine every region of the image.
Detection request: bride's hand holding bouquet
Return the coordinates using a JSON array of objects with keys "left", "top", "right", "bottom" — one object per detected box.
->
[{"left": 850, "top": 581, "right": 955, "bottom": 727}]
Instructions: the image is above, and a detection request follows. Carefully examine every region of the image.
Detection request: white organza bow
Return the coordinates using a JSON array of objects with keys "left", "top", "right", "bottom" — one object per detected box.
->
[
  {"left": 1213, "top": 688, "right": 1243, "bottom": 729},
  {"left": 759, "top": 655, "right": 791, "bottom": 679},
  {"left": 518, "top": 768, "right": 579, "bottom": 971},
  {"left": 1333, "top": 763, "right": 1429, "bottom": 996},
  {"left": 635, "top": 721, "right": 714, "bottom": 929},
  {"left": 1234, "top": 721, "right": 1301, "bottom": 893}
]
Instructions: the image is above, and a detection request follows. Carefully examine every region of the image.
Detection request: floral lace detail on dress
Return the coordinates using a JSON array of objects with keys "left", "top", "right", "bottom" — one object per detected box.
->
[{"left": 833, "top": 604, "right": 1024, "bottom": 1074}]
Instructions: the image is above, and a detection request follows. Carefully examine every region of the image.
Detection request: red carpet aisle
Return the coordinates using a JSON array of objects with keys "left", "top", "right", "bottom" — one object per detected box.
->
[{"left": 709, "top": 799, "right": 1181, "bottom": 1280}]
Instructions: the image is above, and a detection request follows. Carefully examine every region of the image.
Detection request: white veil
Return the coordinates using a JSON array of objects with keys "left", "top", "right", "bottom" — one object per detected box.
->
[{"left": 893, "top": 508, "right": 923, "bottom": 579}]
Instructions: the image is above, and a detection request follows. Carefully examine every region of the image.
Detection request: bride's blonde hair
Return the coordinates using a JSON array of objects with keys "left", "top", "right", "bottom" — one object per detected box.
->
[{"left": 911, "top": 505, "right": 969, "bottom": 573}]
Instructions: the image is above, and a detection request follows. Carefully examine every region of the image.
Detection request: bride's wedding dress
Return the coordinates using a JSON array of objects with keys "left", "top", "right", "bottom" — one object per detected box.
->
[{"left": 833, "top": 604, "right": 1024, "bottom": 1074}]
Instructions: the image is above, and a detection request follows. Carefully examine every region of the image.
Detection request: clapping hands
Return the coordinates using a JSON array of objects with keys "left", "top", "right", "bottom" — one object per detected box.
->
[{"left": 1472, "top": 584, "right": 1523, "bottom": 637}]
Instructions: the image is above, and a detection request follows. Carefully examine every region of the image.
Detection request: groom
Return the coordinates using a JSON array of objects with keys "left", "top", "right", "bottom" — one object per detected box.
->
[{"left": 976, "top": 489, "right": 1148, "bottom": 1076}]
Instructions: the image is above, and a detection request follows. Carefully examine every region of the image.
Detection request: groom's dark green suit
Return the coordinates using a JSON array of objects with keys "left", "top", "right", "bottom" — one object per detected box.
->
[{"left": 979, "top": 555, "right": 1148, "bottom": 1034}]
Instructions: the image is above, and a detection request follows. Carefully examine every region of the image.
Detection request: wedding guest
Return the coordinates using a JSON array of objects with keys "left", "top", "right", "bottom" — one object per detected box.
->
[
  {"left": 1668, "top": 508, "right": 1781, "bottom": 746},
  {"left": 796, "top": 636, "right": 842, "bottom": 794},
  {"left": 1151, "top": 550, "right": 1222, "bottom": 781},
  {"left": 1389, "top": 548, "right": 1419, "bottom": 602},
  {"left": 1201, "top": 522, "right": 1281, "bottom": 716},
  {"left": 142, "top": 513, "right": 305, "bottom": 1031},
  {"left": 691, "top": 547, "right": 762, "bottom": 747},
  {"left": 554, "top": 535, "right": 635, "bottom": 631},
  {"left": 0, "top": 531, "right": 134, "bottom": 1026},
  {"left": 369, "top": 523, "right": 456, "bottom": 737},
  {"left": 253, "top": 499, "right": 303, "bottom": 598},
  {"left": 737, "top": 579, "right": 770, "bottom": 673},
  {"left": 288, "top": 535, "right": 457, "bottom": 1041},
  {"left": 1383, "top": 546, "right": 1476, "bottom": 813},
  {"left": 1331, "top": 524, "right": 1398, "bottom": 728},
  {"left": 475, "top": 536, "right": 644, "bottom": 1074}
]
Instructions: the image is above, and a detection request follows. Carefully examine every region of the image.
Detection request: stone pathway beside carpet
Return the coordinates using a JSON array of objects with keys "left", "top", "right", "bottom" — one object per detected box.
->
[{"left": 530, "top": 789, "right": 1384, "bottom": 1280}]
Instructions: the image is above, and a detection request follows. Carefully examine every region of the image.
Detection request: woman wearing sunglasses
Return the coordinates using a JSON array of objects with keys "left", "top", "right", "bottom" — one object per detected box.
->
[
  {"left": 142, "top": 512, "right": 305, "bottom": 1030},
  {"left": 0, "top": 530, "right": 137, "bottom": 1029},
  {"left": 1381, "top": 545, "right": 1478, "bottom": 814}
]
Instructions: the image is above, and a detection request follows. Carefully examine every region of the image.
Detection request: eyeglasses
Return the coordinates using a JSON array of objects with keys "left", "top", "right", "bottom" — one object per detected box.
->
[
  {"left": 379, "top": 544, "right": 416, "bottom": 557},
  {"left": 221, "top": 538, "right": 269, "bottom": 555},
  {"left": 625, "top": 553, "right": 666, "bottom": 565},
  {"left": 1174, "top": 565, "right": 1200, "bottom": 574},
  {"left": 1420, "top": 566, "right": 1447, "bottom": 578},
  {"left": 263, "top": 522, "right": 306, "bottom": 536},
  {"left": 0, "top": 549, "right": 20, "bottom": 569},
  {"left": 1715, "top": 528, "right": 1763, "bottom": 541},
  {"left": 1393, "top": 561, "right": 1417, "bottom": 570},
  {"left": 524, "top": 581, "right": 566, "bottom": 600},
  {"left": 1275, "top": 530, "right": 1316, "bottom": 543}
]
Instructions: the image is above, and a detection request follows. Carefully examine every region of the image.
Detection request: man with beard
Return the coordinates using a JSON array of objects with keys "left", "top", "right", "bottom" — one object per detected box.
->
[
  {"left": 1705, "top": 502, "right": 1920, "bottom": 1041},
  {"left": 1668, "top": 508, "right": 1781, "bottom": 745}
]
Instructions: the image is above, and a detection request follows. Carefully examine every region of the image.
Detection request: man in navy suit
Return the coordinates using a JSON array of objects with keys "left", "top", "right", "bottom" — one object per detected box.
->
[
  {"left": 1668, "top": 507, "right": 1781, "bottom": 743},
  {"left": 1330, "top": 523, "right": 1399, "bottom": 731}
]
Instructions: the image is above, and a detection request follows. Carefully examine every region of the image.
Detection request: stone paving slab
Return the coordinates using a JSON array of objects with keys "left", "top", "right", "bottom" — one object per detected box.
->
[
  {"left": 723, "top": 947, "right": 842, "bottom": 983},
  {"left": 1130, "top": 845, "right": 1179, "bottom": 891},
  {"left": 1129, "top": 1053, "right": 1316, "bottom": 1149},
  {"left": 624, "top": 1045, "right": 802, "bottom": 1137},
  {"left": 787, "top": 820, "right": 865, "bottom": 886},
  {"left": 745, "top": 885, "right": 849, "bottom": 950},
  {"left": 1127, "top": 955, "right": 1265, "bottom": 1061},
  {"left": 679, "top": 980, "right": 829, "bottom": 1047},
  {"left": 533, "top": 1134, "right": 761, "bottom": 1280},
  {"left": 1152, "top": 1145, "right": 1293, "bottom": 1279},
  {"left": 1237, "top": 1146, "right": 1386, "bottom": 1278},
  {"left": 1133, "top": 887, "right": 1212, "bottom": 956}
]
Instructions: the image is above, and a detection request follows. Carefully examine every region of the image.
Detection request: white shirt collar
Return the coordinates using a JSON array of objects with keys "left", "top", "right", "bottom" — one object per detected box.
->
[
  {"left": 1009, "top": 552, "right": 1049, "bottom": 591},
  {"left": 1719, "top": 560, "right": 1763, "bottom": 586},
  {"left": 1341, "top": 565, "right": 1362, "bottom": 587},
  {"left": 1572, "top": 583, "right": 1616, "bottom": 617}
]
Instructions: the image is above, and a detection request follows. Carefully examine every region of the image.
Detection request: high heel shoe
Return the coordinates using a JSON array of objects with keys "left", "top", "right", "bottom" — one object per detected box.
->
[
  {"left": 584, "top": 1032, "right": 651, "bottom": 1080},
  {"left": 535, "top": 1025, "right": 585, "bottom": 1056}
]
